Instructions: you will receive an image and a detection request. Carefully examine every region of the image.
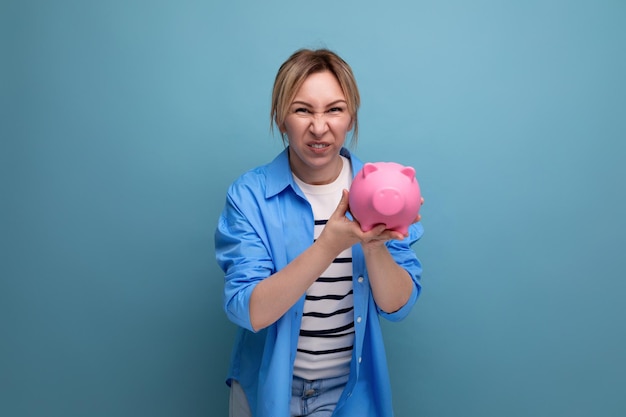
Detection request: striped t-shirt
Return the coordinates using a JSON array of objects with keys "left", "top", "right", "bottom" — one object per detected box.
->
[{"left": 292, "top": 156, "right": 354, "bottom": 380}]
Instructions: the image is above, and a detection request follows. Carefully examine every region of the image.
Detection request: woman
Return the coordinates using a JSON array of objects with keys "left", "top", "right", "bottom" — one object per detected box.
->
[{"left": 215, "top": 48, "right": 424, "bottom": 417}]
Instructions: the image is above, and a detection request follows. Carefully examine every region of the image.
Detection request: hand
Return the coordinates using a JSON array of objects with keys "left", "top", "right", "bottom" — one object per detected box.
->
[
  {"left": 314, "top": 190, "right": 360, "bottom": 255},
  {"left": 317, "top": 190, "right": 411, "bottom": 255}
]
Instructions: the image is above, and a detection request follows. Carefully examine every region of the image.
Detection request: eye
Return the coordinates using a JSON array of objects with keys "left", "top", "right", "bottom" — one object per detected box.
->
[
  {"left": 294, "top": 107, "right": 310, "bottom": 114},
  {"left": 327, "top": 107, "right": 345, "bottom": 114}
]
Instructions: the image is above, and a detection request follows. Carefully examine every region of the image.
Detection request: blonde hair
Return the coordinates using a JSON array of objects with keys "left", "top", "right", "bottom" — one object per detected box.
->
[{"left": 270, "top": 48, "right": 361, "bottom": 146}]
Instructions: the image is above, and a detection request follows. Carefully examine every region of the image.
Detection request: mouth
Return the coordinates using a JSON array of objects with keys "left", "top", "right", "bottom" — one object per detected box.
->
[{"left": 308, "top": 143, "right": 330, "bottom": 149}]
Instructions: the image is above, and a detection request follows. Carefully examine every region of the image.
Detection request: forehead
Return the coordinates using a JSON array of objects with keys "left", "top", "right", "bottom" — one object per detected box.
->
[{"left": 292, "top": 71, "right": 345, "bottom": 102}]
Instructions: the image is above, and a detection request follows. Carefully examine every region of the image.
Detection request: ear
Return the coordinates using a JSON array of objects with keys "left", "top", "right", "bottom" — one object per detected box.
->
[
  {"left": 401, "top": 166, "right": 416, "bottom": 180},
  {"left": 276, "top": 119, "right": 285, "bottom": 134},
  {"left": 362, "top": 163, "right": 378, "bottom": 178},
  {"left": 347, "top": 117, "right": 354, "bottom": 132}
]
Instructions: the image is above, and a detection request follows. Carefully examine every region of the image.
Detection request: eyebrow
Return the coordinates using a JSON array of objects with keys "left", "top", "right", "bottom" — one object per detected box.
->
[{"left": 290, "top": 99, "right": 347, "bottom": 107}]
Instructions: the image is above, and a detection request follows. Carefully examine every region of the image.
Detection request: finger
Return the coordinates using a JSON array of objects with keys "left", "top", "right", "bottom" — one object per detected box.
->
[
  {"left": 373, "top": 224, "right": 387, "bottom": 235},
  {"left": 333, "top": 189, "right": 350, "bottom": 217},
  {"left": 361, "top": 223, "right": 386, "bottom": 238},
  {"left": 394, "top": 232, "right": 408, "bottom": 241},
  {"left": 376, "top": 228, "right": 405, "bottom": 241}
]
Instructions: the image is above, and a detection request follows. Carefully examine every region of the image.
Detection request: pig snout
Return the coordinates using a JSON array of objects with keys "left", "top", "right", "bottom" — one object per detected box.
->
[{"left": 372, "top": 188, "right": 404, "bottom": 216}]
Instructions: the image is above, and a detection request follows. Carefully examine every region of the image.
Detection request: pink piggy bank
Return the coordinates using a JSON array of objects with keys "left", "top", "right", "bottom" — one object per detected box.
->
[{"left": 349, "top": 162, "right": 421, "bottom": 235}]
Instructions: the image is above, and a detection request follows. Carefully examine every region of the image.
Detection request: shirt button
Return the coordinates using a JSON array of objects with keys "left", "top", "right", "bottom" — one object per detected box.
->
[
  {"left": 358, "top": 357, "right": 362, "bottom": 363},
  {"left": 356, "top": 316, "right": 362, "bottom": 323},
  {"left": 357, "top": 276, "right": 364, "bottom": 283}
]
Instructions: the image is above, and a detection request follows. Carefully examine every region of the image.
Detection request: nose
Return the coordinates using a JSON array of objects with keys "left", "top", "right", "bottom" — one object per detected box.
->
[
  {"left": 309, "top": 113, "right": 329, "bottom": 137},
  {"left": 373, "top": 188, "right": 404, "bottom": 216}
]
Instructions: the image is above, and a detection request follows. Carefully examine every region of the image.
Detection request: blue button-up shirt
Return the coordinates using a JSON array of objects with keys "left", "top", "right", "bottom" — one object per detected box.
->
[{"left": 215, "top": 147, "right": 424, "bottom": 417}]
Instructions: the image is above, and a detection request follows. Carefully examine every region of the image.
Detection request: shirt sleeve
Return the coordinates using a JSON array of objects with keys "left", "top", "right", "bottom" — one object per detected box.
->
[
  {"left": 214, "top": 184, "right": 275, "bottom": 332},
  {"left": 377, "top": 221, "right": 424, "bottom": 322}
]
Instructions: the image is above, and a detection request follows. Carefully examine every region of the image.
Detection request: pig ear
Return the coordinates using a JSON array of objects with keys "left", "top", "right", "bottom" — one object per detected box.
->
[
  {"left": 401, "top": 166, "right": 416, "bottom": 180},
  {"left": 362, "top": 163, "right": 378, "bottom": 178}
]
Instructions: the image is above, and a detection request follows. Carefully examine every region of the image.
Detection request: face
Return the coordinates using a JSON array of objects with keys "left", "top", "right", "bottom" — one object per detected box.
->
[{"left": 280, "top": 71, "right": 354, "bottom": 185}]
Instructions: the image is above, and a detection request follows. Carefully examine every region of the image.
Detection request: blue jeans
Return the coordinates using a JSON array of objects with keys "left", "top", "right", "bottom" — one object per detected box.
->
[
  {"left": 290, "top": 373, "right": 350, "bottom": 417},
  {"left": 229, "top": 373, "right": 350, "bottom": 417}
]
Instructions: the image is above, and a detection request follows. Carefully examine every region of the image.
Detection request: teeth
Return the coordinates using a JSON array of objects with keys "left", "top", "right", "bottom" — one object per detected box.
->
[{"left": 310, "top": 143, "right": 327, "bottom": 149}]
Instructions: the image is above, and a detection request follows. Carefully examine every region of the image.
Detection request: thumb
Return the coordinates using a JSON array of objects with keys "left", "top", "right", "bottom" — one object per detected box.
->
[{"left": 334, "top": 189, "right": 350, "bottom": 216}]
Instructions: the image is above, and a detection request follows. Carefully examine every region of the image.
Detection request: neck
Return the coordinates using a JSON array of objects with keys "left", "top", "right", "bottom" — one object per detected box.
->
[{"left": 290, "top": 152, "right": 343, "bottom": 185}]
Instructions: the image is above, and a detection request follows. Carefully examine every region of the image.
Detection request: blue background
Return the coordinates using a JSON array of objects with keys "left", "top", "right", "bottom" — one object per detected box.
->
[{"left": 2, "top": 1, "right": 625, "bottom": 416}]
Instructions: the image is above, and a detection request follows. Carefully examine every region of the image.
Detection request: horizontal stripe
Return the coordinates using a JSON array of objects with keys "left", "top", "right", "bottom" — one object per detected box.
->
[
  {"left": 306, "top": 290, "right": 353, "bottom": 301},
  {"left": 303, "top": 307, "right": 353, "bottom": 318},
  {"left": 297, "top": 345, "right": 354, "bottom": 355},
  {"left": 333, "top": 257, "right": 352, "bottom": 264},
  {"left": 299, "top": 331, "right": 355, "bottom": 339},
  {"left": 316, "top": 275, "right": 351, "bottom": 283},
  {"left": 300, "top": 322, "right": 354, "bottom": 337},
  {"left": 314, "top": 219, "right": 328, "bottom": 226}
]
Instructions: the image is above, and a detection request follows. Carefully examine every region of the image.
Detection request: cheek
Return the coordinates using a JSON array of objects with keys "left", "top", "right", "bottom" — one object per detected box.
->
[
  {"left": 282, "top": 117, "right": 303, "bottom": 135},
  {"left": 332, "top": 118, "right": 354, "bottom": 133}
]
